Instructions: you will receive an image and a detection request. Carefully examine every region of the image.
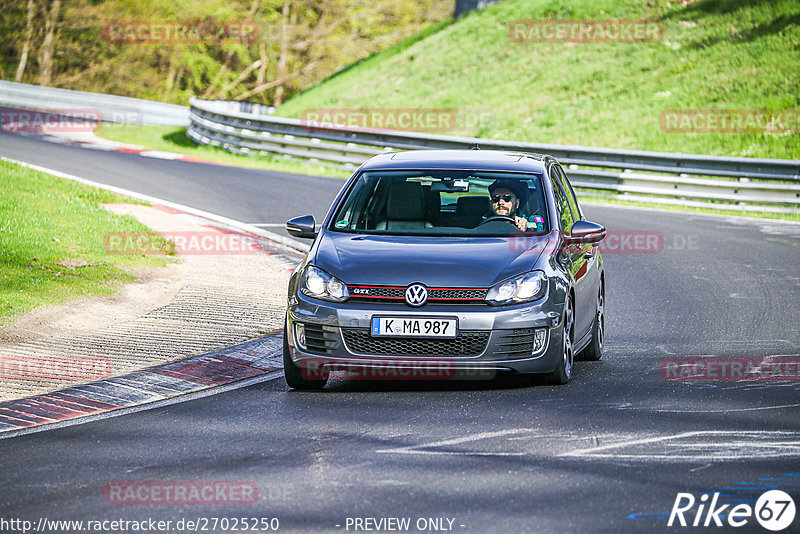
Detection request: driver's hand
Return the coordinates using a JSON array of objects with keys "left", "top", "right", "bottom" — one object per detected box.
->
[{"left": 514, "top": 216, "right": 528, "bottom": 231}]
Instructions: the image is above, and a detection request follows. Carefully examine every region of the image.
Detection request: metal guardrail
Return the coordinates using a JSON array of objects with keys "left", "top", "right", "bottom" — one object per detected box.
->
[
  {"left": 188, "top": 98, "right": 800, "bottom": 213},
  {"left": 0, "top": 81, "right": 188, "bottom": 126}
]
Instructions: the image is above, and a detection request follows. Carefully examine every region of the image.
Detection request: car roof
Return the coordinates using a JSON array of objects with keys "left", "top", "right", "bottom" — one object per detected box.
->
[{"left": 359, "top": 149, "right": 549, "bottom": 173}]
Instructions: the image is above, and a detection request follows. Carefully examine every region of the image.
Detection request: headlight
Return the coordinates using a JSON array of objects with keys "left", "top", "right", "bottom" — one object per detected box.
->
[
  {"left": 485, "top": 271, "right": 547, "bottom": 305},
  {"left": 300, "top": 265, "right": 349, "bottom": 302}
]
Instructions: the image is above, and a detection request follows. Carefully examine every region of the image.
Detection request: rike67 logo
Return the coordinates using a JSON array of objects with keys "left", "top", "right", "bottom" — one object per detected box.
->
[{"left": 668, "top": 490, "right": 796, "bottom": 531}]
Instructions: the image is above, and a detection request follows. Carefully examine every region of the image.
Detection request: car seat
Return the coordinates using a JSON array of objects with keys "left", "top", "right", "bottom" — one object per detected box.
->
[{"left": 376, "top": 181, "right": 434, "bottom": 230}]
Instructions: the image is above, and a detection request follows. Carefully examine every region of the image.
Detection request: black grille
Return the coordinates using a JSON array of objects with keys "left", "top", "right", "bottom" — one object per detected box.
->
[
  {"left": 429, "top": 289, "right": 486, "bottom": 300},
  {"left": 350, "top": 287, "right": 404, "bottom": 299},
  {"left": 347, "top": 285, "right": 487, "bottom": 304},
  {"left": 494, "top": 328, "right": 538, "bottom": 359},
  {"left": 302, "top": 323, "right": 341, "bottom": 355},
  {"left": 341, "top": 328, "right": 489, "bottom": 357}
]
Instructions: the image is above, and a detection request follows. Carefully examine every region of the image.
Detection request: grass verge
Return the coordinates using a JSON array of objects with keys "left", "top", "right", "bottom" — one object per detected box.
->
[
  {"left": 0, "top": 159, "right": 175, "bottom": 327},
  {"left": 276, "top": 0, "right": 800, "bottom": 160},
  {"left": 95, "top": 124, "right": 351, "bottom": 179}
]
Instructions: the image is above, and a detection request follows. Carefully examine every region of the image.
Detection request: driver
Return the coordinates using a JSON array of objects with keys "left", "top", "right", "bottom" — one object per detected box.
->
[{"left": 487, "top": 179, "right": 529, "bottom": 231}]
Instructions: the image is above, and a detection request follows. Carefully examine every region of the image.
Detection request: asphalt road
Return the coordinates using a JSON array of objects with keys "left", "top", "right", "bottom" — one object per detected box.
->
[
  {"left": 0, "top": 131, "right": 343, "bottom": 236},
  {"left": 2, "top": 131, "right": 800, "bottom": 533}
]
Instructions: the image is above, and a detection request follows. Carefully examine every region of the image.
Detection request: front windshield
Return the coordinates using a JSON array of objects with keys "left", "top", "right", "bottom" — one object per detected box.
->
[{"left": 329, "top": 170, "right": 549, "bottom": 237}]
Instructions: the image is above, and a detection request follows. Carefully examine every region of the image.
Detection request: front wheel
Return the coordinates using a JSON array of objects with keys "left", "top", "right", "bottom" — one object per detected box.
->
[
  {"left": 547, "top": 297, "right": 574, "bottom": 385},
  {"left": 579, "top": 284, "right": 604, "bottom": 362},
  {"left": 283, "top": 320, "right": 328, "bottom": 390}
]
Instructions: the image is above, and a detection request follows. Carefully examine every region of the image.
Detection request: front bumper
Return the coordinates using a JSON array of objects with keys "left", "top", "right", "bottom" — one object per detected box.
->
[{"left": 286, "top": 291, "right": 565, "bottom": 377}]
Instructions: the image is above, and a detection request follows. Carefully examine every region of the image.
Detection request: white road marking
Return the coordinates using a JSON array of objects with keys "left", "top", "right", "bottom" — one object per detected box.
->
[
  {"left": 617, "top": 402, "right": 800, "bottom": 413},
  {"left": 563, "top": 431, "right": 800, "bottom": 461},
  {"left": 140, "top": 150, "right": 183, "bottom": 160},
  {"left": 562, "top": 431, "right": 703, "bottom": 456},
  {"left": 376, "top": 428, "right": 534, "bottom": 456},
  {"left": 377, "top": 430, "right": 800, "bottom": 461}
]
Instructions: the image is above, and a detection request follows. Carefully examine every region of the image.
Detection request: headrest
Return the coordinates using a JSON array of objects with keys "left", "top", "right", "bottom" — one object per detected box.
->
[
  {"left": 456, "top": 195, "right": 490, "bottom": 216},
  {"left": 387, "top": 181, "right": 426, "bottom": 221},
  {"left": 423, "top": 187, "right": 441, "bottom": 220}
]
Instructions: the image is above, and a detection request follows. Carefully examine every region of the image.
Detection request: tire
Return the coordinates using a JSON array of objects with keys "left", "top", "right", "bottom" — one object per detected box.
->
[
  {"left": 580, "top": 284, "right": 604, "bottom": 362},
  {"left": 547, "top": 297, "right": 574, "bottom": 385},
  {"left": 283, "top": 320, "right": 328, "bottom": 390}
]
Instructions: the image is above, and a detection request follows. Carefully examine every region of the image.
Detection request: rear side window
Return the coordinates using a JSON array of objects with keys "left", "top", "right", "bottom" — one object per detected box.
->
[
  {"left": 553, "top": 164, "right": 582, "bottom": 221},
  {"left": 549, "top": 166, "right": 575, "bottom": 234}
]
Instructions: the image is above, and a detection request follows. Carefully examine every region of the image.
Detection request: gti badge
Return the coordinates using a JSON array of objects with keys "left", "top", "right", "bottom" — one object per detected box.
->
[{"left": 405, "top": 283, "right": 428, "bottom": 307}]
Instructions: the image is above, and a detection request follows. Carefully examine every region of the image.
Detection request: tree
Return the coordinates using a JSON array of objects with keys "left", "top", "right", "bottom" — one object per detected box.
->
[
  {"left": 15, "top": 0, "right": 36, "bottom": 82},
  {"left": 38, "top": 0, "right": 61, "bottom": 86}
]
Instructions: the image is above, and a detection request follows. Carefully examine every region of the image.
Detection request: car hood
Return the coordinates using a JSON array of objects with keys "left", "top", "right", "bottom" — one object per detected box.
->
[{"left": 313, "top": 232, "right": 549, "bottom": 288}]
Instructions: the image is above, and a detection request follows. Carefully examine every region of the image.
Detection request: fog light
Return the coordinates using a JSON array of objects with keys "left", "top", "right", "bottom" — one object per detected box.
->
[
  {"left": 532, "top": 329, "right": 548, "bottom": 356},
  {"left": 294, "top": 323, "right": 306, "bottom": 350}
]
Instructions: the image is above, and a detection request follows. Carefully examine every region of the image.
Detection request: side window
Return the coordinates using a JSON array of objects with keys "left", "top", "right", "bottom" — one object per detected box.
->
[
  {"left": 553, "top": 165, "right": 581, "bottom": 222},
  {"left": 549, "top": 165, "right": 575, "bottom": 234}
]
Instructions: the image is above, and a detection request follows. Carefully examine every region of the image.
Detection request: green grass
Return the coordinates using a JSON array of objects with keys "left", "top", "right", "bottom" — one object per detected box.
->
[
  {"left": 95, "top": 124, "right": 351, "bottom": 179},
  {"left": 276, "top": 0, "right": 800, "bottom": 160},
  {"left": 0, "top": 160, "right": 175, "bottom": 327}
]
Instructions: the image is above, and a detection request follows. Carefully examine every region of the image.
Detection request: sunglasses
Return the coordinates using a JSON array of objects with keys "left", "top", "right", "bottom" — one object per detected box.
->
[{"left": 491, "top": 194, "right": 515, "bottom": 203}]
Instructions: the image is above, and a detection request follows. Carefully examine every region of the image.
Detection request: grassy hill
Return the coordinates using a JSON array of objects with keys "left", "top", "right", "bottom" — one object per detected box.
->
[{"left": 276, "top": 0, "right": 800, "bottom": 159}]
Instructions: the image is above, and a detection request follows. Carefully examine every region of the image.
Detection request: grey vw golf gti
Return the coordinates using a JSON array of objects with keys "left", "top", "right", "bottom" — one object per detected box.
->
[{"left": 284, "top": 150, "right": 606, "bottom": 389}]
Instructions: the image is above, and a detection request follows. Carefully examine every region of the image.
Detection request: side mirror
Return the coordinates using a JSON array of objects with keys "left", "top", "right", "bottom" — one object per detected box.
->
[
  {"left": 569, "top": 220, "right": 606, "bottom": 244},
  {"left": 286, "top": 215, "right": 317, "bottom": 239}
]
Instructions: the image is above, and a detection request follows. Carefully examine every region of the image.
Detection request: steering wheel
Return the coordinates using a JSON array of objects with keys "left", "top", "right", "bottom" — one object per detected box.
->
[{"left": 479, "top": 215, "right": 517, "bottom": 226}]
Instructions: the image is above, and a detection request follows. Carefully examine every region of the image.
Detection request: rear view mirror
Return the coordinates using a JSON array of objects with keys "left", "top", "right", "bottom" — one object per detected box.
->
[
  {"left": 569, "top": 220, "right": 606, "bottom": 244},
  {"left": 431, "top": 179, "right": 470, "bottom": 193},
  {"left": 286, "top": 215, "right": 317, "bottom": 239}
]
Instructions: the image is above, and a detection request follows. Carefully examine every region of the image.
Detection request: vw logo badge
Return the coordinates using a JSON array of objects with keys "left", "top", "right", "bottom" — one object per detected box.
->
[{"left": 405, "top": 283, "right": 428, "bottom": 307}]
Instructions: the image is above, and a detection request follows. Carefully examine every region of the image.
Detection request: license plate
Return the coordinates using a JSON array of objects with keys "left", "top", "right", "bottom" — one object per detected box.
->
[{"left": 371, "top": 317, "right": 458, "bottom": 338}]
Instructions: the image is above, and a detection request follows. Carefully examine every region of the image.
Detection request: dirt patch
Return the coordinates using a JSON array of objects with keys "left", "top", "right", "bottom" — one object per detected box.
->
[
  {"left": 0, "top": 263, "right": 183, "bottom": 344},
  {"left": 0, "top": 203, "right": 296, "bottom": 402}
]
